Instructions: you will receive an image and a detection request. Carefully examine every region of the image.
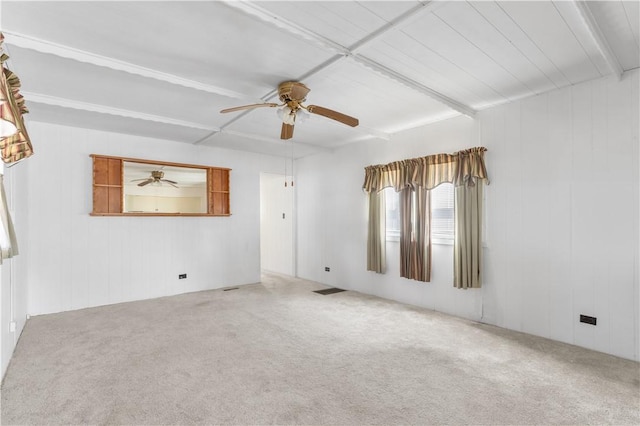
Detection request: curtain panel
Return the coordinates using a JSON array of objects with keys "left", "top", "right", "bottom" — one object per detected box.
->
[
  {"left": 366, "top": 190, "right": 386, "bottom": 273},
  {"left": 363, "top": 147, "right": 488, "bottom": 287},
  {"left": 0, "top": 174, "right": 18, "bottom": 262},
  {"left": 452, "top": 147, "right": 488, "bottom": 288},
  {"left": 400, "top": 187, "right": 431, "bottom": 282}
]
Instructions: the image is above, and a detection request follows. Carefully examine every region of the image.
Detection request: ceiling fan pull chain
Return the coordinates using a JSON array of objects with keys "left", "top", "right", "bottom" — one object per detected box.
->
[{"left": 284, "top": 157, "right": 288, "bottom": 187}]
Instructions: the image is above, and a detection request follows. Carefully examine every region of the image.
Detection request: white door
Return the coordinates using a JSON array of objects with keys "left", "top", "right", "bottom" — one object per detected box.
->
[{"left": 260, "top": 173, "right": 294, "bottom": 275}]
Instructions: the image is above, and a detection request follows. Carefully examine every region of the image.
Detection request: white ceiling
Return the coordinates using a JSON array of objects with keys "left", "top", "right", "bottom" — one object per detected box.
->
[{"left": 2, "top": 1, "right": 638, "bottom": 158}]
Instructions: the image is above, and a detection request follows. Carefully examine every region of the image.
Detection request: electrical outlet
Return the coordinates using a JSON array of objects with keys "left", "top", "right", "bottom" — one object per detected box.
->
[
  {"left": 324, "top": 267, "right": 330, "bottom": 272},
  {"left": 179, "top": 274, "right": 187, "bottom": 279},
  {"left": 9, "top": 321, "right": 16, "bottom": 332},
  {"left": 580, "top": 314, "right": 597, "bottom": 326}
]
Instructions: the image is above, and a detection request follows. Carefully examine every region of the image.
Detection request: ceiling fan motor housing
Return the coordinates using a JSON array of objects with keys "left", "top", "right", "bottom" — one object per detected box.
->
[{"left": 278, "top": 81, "right": 310, "bottom": 104}]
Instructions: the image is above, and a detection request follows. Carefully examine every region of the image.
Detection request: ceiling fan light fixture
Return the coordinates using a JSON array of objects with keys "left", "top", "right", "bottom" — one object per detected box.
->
[
  {"left": 278, "top": 106, "right": 296, "bottom": 125},
  {"left": 296, "top": 108, "right": 309, "bottom": 123}
]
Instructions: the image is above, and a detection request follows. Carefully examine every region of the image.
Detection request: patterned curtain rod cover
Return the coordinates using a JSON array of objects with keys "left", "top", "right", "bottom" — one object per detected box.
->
[
  {"left": 0, "top": 32, "right": 34, "bottom": 164},
  {"left": 363, "top": 147, "right": 488, "bottom": 193}
]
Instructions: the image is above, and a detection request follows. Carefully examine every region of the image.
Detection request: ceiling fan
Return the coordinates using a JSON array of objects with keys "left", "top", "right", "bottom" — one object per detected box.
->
[
  {"left": 131, "top": 170, "right": 178, "bottom": 188},
  {"left": 220, "top": 81, "right": 359, "bottom": 140}
]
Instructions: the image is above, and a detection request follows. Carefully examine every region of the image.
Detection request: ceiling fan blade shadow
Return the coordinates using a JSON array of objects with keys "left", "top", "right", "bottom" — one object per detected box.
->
[
  {"left": 306, "top": 105, "right": 359, "bottom": 127},
  {"left": 220, "top": 103, "right": 280, "bottom": 114},
  {"left": 281, "top": 123, "right": 294, "bottom": 140}
]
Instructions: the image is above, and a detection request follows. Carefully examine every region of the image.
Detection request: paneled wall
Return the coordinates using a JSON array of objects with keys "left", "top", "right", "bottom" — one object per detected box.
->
[
  {"left": 1, "top": 164, "right": 29, "bottom": 378},
  {"left": 17, "top": 122, "right": 284, "bottom": 316},
  {"left": 296, "top": 70, "right": 639, "bottom": 360}
]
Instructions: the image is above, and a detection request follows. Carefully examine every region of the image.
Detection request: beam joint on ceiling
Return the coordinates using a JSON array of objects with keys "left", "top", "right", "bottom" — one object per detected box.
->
[
  {"left": 23, "top": 92, "right": 219, "bottom": 131},
  {"left": 573, "top": 1, "right": 623, "bottom": 80},
  {"left": 348, "top": 1, "right": 442, "bottom": 53},
  {"left": 2, "top": 31, "right": 250, "bottom": 99}
]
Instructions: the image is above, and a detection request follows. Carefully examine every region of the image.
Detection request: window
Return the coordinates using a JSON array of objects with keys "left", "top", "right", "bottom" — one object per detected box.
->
[
  {"left": 431, "top": 183, "right": 454, "bottom": 242},
  {"left": 384, "top": 187, "right": 401, "bottom": 241},
  {"left": 385, "top": 183, "right": 454, "bottom": 243}
]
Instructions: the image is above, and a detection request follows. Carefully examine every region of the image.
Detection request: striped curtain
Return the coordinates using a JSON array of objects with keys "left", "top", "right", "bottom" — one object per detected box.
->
[
  {"left": 400, "top": 186, "right": 431, "bottom": 282},
  {"left": 363, "top": 147, "right": 488, "bottom": 286},
  {"left": 0, "top": 33, "right": 34, "bottom": 164},
  {"left": 366, "top": 190, "right": 386, "bottom": 273},
  {"left": 0, "top": 174, "right": 18, "bottom": 262},
  {"left": 453, "top": 148, "right": 488, "bottom": 289}
]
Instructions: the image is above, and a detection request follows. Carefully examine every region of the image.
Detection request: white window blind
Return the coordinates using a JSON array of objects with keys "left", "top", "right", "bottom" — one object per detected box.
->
[{"left": 431, "top": 183, "right": 454, "bottom": 241}]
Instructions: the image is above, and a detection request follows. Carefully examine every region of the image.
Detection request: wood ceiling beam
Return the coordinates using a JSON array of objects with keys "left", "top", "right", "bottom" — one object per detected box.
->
[
  {"left": 23, "top": 92, "right": 219, "bottom": 131},
  {"left": 3, "top": 31, "right": 248, "bottom": 99},
  {"left": 573, "top": 1, "right": 623, "bottom": 80}
]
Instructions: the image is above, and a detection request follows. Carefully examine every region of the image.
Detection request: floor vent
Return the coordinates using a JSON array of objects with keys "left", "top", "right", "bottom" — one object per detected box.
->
[
  {"left": 314, "top": 288, "right": 347, "bottom": 295},
  {"left": 223, "top": 287, "right": 239, "bottom": 292}
]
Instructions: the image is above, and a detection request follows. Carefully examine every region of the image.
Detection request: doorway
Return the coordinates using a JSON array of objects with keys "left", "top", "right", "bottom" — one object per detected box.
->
[{"left": 260, "top": 173, "right": 295, "bottom": 276}]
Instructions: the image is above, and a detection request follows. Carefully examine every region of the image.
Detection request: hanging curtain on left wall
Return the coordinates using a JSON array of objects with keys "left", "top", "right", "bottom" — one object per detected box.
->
[
  {"left": 0, "top": 174, "right": 18, "bottom": 262},
  {"left": 0, "top": 32, "right": 34, "bottom": 165}
]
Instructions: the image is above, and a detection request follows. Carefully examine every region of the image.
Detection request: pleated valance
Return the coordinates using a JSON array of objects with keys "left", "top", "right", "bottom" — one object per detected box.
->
[{"left": 363, "top": 147, "right": 488, "bottom": 193}]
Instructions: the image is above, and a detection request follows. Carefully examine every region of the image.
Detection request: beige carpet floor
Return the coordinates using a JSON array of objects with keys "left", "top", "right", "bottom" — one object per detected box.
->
[{"left": 1, "top": 272, "right": 639, "bottom": 425}]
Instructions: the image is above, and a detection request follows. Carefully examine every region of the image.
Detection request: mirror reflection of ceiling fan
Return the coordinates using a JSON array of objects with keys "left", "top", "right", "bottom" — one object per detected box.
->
[
  {"left": 131, "top": 170, "right": 178, "bottom": 188},
  {"left": 220, "top": 81, "right": 359, "bottom": 140}
]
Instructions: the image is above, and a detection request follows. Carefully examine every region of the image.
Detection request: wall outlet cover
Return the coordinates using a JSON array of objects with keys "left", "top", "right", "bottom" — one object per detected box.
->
[{"left": 580, "top": 314, "right": 597, "bottom": 325}]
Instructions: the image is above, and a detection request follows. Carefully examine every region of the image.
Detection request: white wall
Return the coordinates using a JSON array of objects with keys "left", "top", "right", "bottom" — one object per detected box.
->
[
  {"left": 295, "top": 71, "right": 639, "bottom": 361},
  {"left": 19, "top": 122, "right": 285, "bottom": 316}
]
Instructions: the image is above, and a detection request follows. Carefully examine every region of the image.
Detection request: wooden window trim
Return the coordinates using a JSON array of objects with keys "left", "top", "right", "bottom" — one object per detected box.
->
[{"left": 90, "top": 154, "right": 231, "bottom": 217}]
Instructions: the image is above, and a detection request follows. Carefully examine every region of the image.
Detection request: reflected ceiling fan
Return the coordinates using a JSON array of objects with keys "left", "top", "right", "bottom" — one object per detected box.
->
[
  {"left": 131, "top": 170, "right": 178, "bottom": 188},
  {"left": 220, "top": 81, "right": 359, "bottom": 140}
]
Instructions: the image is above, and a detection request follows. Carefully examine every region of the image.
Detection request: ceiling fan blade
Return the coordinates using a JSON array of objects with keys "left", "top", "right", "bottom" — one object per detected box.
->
[
  {"left": 220, "top": 103, "right": 279, "bottom": 114},
  {"left": 306, "top": 105, "right": 359, "bottom": 127},
  {"left": 138, "top": 179, "right": 153, "bottom": 187},
  {"left": 163, "top": 179, "right": 178, "bottom": 184},
  {"left": 163, "top": 180, "right": 179, "bottom": 188},
  {"left": 131, "top": 178, "right": 149, "bottom": 182},
  {"left": 281, "top": 123, "right": 294, "bottom": 140}
]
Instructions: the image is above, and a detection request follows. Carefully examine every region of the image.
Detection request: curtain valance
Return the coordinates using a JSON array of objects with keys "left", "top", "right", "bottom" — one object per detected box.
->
[
  {"left": 363, "top": 147, "right": 488, "bottom": 193},
  {"left": 0, "top": 32, "right": 34, "bottom": 164}
]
